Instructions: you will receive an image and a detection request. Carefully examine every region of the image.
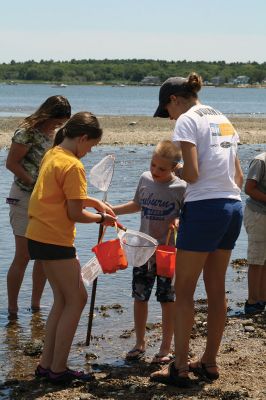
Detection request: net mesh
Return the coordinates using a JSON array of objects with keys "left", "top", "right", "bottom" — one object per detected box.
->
[
  {"left": 118, "top": 229, "right": 158, "bottom": 267},
  {"left": 89, "top": 155, "right": 115, "bottom": 192},
  {"left": 81, "top": 256, "right": 102, "bottom": 286}
]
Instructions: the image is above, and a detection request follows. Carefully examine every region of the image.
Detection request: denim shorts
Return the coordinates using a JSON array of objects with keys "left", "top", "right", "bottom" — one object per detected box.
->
[
  {"left": 176, "top": 199, "right": 243, "bottom": 252},
  {"left": 132, "top": 261, "right": 175, "bottom": 303},
  {"left": 28, "top": 239, "right": 76, "bottom": 260}
]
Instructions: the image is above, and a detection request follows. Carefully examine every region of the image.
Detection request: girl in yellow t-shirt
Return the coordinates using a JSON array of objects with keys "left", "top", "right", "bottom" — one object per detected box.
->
[{"left": 26, "top": 112, "right": 116, "bottom": 384}]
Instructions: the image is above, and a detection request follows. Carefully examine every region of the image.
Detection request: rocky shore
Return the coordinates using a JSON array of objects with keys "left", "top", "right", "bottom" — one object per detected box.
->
[
  {"left": 1, "top": 297, "right": 265, "bottom": 400},
  {"left": 0, "top": 116, "right": 266, "bottom": 148}
]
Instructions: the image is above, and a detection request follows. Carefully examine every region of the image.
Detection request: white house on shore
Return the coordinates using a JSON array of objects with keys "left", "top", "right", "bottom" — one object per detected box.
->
[
  {"left": 236, "top": 75, "right": 250, "bottom": 84},
  {"left": 140, "top": 76, "right": 161, "bottom": 85}
]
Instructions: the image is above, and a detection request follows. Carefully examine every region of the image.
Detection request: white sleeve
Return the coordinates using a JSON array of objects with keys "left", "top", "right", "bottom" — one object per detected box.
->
[{"left": 172, "top": 115, "right": 198, "bottom": 146}]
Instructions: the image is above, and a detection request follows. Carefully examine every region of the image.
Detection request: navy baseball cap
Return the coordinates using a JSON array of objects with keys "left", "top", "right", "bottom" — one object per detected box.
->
[{"left": 154, "top": 77, "right": 187, "bottom": 118}]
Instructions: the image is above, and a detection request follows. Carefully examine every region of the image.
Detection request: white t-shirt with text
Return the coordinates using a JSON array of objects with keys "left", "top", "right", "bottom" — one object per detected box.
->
[{"left": 172, "top": 104, "right": 241, "bottom": 202}]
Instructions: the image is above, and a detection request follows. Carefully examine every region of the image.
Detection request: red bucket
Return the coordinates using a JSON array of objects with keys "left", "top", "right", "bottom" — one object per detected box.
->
[
  {"left": 92, "top": 238, "right": 128, "bottom": 274},
  {"left": 156, "top": 245, "right": 176, "bottom": 278}
]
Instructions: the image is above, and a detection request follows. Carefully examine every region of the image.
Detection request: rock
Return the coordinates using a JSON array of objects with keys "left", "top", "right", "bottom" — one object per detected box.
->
[
  {"left": 242, "top": 319, "right": 253, "bottom": 326},
  {"left": 80, "top": 394, "right": 93, "bottom": 400},
  {"left": 23, "top": 339, "right": 43, "bottom": 356},
  {"left": 128, "top": 121, "right": 137, "bottom": 126},
  {"left": 244, "top": 325, "right": 255, "bottom": 333},
  {"left": 85, "top": 352, "right": 98, "bottom": 360}
]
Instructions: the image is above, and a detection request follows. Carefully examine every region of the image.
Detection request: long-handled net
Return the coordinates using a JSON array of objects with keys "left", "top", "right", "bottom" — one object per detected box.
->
[
  {"left": 85, "top": 154, "right": 115, "bottom": 346},
  {"left": 89, "top": 155, "right": 115, "bottom": 194}
]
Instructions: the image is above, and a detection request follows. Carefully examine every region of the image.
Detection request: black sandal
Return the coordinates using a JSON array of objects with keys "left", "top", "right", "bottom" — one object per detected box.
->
[
  {"left": 150, "top": 361, "right": 192, "bottom": 388},
  {"left": 189, "top": 360, "right": 219, "bottom": 380}
]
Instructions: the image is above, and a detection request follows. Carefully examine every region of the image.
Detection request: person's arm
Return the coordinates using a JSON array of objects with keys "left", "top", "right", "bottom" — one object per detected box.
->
[
  {"left": 67, "top": 199, "right": 117, "bottom": 225},
  {"left": 245, "top": 180, "right": 266, "bottom": 202},
  {"left": 111, "top": 200, "right": 141, "bottom": 215},
  {"left": 83, "top": 197, "right": 116, "bottom": 217},
  {"left": 179, "top": 142, "right": 199, "bottom": 183},
  {"left": 234, "top": 156, "right": 244, "bottom": 190},
  {"left": 6, "top": 142, "right": 34, "bottom": 186}
]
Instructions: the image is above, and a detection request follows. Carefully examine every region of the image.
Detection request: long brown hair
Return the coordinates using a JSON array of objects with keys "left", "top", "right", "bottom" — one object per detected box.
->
[
  {"left": 53, "top": 112, "right": 102, "bottom": 146},
  {"left": 19, "top": 95, "right": 71, "bottom": 129}
]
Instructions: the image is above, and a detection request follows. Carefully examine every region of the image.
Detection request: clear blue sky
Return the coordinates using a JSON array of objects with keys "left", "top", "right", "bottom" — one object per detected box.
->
[{"left": 1, "top": 0, "right": 266, "bottom": 63}]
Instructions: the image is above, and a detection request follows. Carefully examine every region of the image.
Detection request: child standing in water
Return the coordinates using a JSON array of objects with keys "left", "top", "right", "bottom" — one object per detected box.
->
[
  {"left": 26, "top": 112, "right": 117, "bottom": 383},
  {"left": 111, "top": 140, "right": 186, "bottom": 363},
  {"left": 6, "top": 95, "right": 71, "bottom": 317}
]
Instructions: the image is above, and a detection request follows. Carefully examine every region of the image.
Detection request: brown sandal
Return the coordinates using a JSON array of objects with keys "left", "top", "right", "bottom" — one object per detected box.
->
[
  {"left": 189, "top": 360, "right": 219, "bottom": 380},
  {"left": 150, "top": 361, "right": 192, "bottom": 388}
]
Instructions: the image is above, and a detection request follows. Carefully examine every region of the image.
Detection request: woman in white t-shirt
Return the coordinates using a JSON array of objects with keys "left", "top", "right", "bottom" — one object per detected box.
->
[{"left": 150, "top": 73, "right": 243, "bottom": 387}]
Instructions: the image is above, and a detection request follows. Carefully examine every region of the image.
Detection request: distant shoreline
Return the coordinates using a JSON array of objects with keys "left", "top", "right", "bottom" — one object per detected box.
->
[
  {"left": 1, "top": 80, "right": 266, "bottom": 89},
  {"left": 0, "top": 115, "right": 265, "bottom": 149}
]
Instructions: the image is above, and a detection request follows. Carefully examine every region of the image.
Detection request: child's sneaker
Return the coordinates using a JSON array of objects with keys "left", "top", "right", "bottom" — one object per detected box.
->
[
  {"left": 35, "top": 364, "right": 50, "bottom": 378},
  {"left": 244, "top": 301, "right": 265, "bottom": 314},
  {"left": 48, "top": 368, "right": 95, "bottom": 384}
]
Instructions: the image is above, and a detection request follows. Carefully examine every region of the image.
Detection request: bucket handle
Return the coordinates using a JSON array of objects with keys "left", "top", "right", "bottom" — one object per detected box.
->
[
  {"left": 98, "top": 222, "right": 120, "bottom": 244},
  {"left": 165, "top": 227, "right": 177, "bottom": 246}
]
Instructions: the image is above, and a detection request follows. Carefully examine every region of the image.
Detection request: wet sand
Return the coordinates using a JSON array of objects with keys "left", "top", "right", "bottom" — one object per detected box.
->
[
  {"left": 1, "top": 299, "right": 265, "bottom": 400},
  {"left": 0, "top": 116, "right": 266, "bottom": 148}
]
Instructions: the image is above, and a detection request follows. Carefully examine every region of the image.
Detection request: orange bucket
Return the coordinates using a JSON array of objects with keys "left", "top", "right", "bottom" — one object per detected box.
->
[
  {"left": 156, "top": 228, "right": 177, "bottom": 278},
  {"left": 92, "top": 226, "right": 128, "bottom": 273},
  {"left": 156, "top": 245, "right": 176, "bottom": 278}
]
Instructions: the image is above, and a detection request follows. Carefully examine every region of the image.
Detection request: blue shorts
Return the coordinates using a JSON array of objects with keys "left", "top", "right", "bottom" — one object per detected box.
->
[
  {"left": 176, "top": 199, "right": 243, "bottom": 252},
  {"left": 132, "top": 262, "right": 175, "bottom": 303}
]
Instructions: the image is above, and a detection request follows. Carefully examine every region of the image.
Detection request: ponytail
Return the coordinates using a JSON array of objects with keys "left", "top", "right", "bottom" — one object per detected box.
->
[
  {"left": 53, "top": 127, "right": 66, "bottom": 146},
  {"left": 53, "top": 112, "right": 102, "bottom": 147}
]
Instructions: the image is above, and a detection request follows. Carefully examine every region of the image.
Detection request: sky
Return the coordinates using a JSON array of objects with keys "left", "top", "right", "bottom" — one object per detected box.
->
[{"left": 1, "top": 0, "right": 266, "bottom": 63}]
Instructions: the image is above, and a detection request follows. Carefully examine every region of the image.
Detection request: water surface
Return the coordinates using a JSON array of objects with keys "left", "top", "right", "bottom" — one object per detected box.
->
[{"left": 0, "top": 143, "right": 265, "bottom": 383}]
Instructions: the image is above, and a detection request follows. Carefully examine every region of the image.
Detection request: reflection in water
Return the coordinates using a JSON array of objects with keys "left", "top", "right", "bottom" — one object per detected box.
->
[{"left": 2, "top": 312, "right": 45, "bottom": 382}]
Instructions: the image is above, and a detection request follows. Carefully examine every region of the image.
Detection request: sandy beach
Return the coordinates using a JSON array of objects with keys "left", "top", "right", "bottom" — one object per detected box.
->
[
  {"left": 0, "top": 116, "right": 266, "bottom": 148},
  {"left": 1, "top": 300, "right": 265, "bottom": 399}
]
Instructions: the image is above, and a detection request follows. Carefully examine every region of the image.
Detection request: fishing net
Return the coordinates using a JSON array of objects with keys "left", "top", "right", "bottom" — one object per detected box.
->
[
  {"left": 81, "top": 256, "right": 102, "bottom": 286},
  {"left": 118, "top": 229, "right": 158, "bottom": 267},
  {"left": 89, "top": 155, "right": 115, "bottom": 192}
]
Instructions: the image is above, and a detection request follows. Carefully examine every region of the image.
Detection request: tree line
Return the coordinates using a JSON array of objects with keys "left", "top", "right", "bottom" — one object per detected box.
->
[{"left": 0, "top": 59, "right": 265, "bottom": 85}]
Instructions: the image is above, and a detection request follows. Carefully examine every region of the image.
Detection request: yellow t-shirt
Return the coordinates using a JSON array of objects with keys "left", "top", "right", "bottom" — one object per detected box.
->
[{"left": 26, "top": 146, "right": 88, "bottom": 247}]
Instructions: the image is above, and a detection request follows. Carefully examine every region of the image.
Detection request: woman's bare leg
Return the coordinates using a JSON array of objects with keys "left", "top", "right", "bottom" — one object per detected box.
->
[
  {"left": 174, "top": 250, "right": 208, "bottom": 370},
  {"left": 31, "top": 260, "right": 47, "bottom": 310},
  {"left": 248, "top": 264, "right": 263, "bottom": 303},
  {"left": 259, "top": 266, "right": 266, "bottom": 302},
  {"left": 40, "top": 258, "right": 88, "bottom": 372},
  {"left": 201, "top": 249, "right": 231, "bottom": 373},
  {"left": 7, "top": 236, "right": 29, "bottom": 314}
]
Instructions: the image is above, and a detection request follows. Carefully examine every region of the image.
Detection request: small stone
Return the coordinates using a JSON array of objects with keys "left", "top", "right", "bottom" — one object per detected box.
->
[
  {"left": 85, "top": 352, "right": 98, "bottom": 360},
  {"left": 129, "top": 384, "right": 138, "bottom": 392},
  {"left": 242, "top": 319, "right": 254, "bottom": 326},
  {"left": 244, "top": 325, "right": 255, "bottom": 332},
  {"left": 80, "top": 394, "right": 93, "bottom": 400},
  {"left": 23, "top": 339, "right": 43, "bottom": 356}
]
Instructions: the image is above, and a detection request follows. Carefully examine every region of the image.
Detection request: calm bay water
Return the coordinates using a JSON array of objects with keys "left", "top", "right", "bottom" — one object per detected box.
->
[
  {"left": 0, "top": 83, "right": 266, "bottom": 117},
  {"left": 0, "top": 143, "right": 266, "bottom": 384}
]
